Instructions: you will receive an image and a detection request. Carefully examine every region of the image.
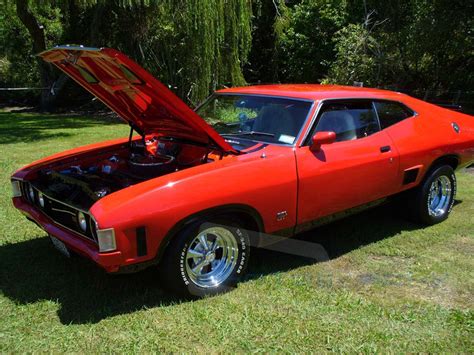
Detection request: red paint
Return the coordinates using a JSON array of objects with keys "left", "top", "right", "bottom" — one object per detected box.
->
[
  {"left": 296, "top": 130, "right": 400, "bottom": 222},
  {"left": 310, "top": 131, "right": 337, "bottom": 151},
  {"left": 39, "top": 46, "right": 236, "bottom": 153},
  {"left": 10, "top": 47, "right": 474, "bottom": 273}
]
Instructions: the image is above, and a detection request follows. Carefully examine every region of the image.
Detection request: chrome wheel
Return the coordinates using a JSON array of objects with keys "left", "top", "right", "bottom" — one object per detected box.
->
[
  {"left": 428, "top": 175, "right": 452, "bottom": 217},
  {"left": 185, "top": 226, "right": 239, "bottom": 288}
]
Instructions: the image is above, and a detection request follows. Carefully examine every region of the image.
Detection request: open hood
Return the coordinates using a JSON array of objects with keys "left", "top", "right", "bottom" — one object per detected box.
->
[{"left": 40, "top": 46, "right": 236, "bottom": 153}]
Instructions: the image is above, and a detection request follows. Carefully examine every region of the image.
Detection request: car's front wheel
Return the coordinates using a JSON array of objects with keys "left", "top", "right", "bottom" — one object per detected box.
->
[
  {"left": 410, "top": 165, "right": 456, "bottom": 225},
  {"left": 160, "top": 218, "right": 250, "bottom": 298}
]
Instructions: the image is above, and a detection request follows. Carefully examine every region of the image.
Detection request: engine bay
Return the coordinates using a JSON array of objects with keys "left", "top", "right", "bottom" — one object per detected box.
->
[{"left": 33, "top": 136, "right": 215, "bottom": 209}]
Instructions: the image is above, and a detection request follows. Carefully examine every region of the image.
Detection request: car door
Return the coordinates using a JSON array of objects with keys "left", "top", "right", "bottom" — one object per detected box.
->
[{"left": 295, "top": 99, "right": 400, "bottom": 230}]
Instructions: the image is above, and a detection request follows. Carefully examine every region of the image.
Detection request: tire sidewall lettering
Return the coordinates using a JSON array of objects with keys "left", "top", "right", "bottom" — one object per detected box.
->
[
  {"left": 447, "top": 173, "right": 456, "bottom": 213},
  {"left": 179, "top": 225, "right": 249, "bottom": 286},
  {"left": 235, "top": 227, "right": 247, "bottom": 275},
  {"left": 179, "top": 243, "right": 190, "bottom": 285}
]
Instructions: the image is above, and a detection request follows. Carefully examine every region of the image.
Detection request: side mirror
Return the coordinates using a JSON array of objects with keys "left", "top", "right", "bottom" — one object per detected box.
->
[{"left": 310, "top": 131, "right": 336, "bottom": 151}]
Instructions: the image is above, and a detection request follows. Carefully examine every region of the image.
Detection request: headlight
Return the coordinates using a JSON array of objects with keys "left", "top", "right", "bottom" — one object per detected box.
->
[
  {"left": 11, "top": 180, "right": 22, "bottom": 198},
  {"left": 38, "top": 192, "right": 45, "bottom": 208},
  {"left": 97, "top": 228, "right": 116, "bottom": 252},
  {"left": 28, "top": 185, "right": 35, "bottom": 201},
  {"left": 77, "top": 212, "right": 88, "bottom": 232}
]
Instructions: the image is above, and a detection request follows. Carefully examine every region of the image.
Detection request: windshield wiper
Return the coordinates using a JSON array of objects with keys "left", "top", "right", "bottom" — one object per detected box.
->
[{"left": 222, "top": 131, "right": 275, "bottom": 138}]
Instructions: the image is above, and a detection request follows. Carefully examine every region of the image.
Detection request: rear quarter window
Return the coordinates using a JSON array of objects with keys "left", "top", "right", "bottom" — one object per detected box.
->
[{"left": 374, "top": 101, "right": 415, "bottom": 129}]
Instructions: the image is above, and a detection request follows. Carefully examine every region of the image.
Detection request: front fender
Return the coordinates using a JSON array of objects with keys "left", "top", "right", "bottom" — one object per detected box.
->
[{"left": 90, "top": 145, "right": 297, "bottom": 261}]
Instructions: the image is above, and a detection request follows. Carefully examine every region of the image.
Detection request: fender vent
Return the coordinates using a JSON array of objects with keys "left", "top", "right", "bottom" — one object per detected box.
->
[
  {"left": 136, "top": 227, "right": 147, "bottom": 257},
  {"left": 403, "top": 168, "right": 419, "bottom": 185}
]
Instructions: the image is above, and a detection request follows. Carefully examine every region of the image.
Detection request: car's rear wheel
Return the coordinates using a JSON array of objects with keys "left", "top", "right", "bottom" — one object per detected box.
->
[
  {"left": 159, "top": 218, "right": 250, "bottom": 298},
  {"left": 410, "top": 165, "right": 456, "bottom": 225}
]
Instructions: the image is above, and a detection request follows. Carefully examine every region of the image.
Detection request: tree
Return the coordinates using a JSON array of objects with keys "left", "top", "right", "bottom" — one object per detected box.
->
[
  {"left": 276, "top": 0, "right": 348, "bottom": 83},
  {"left": 15, "top": 0, "right": 55, "bottom": 109},
  {"left": 324, "top": 23, "right": 380, "bottom": 85},
  {"left": 7, "top": 0, "right": 254, "bottom": 108},
  {"left": 2, "top": 0, "right": 473, "bottom": 109}
]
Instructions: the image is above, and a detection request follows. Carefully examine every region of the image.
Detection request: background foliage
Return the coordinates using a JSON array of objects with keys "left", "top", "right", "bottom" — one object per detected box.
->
[{"left": 0, "top": 0, "right": 473, "bottom": 109}]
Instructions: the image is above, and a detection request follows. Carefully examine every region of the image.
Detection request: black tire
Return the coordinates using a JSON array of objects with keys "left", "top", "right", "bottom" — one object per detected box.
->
[
  {"left": 159, "top": 217, "right": 250, "bottom": 298},
  {"left": 48, "top": 234, "right": 74, "bottom": 258},
  {"left": 409, "top": 165, "right": 456, "bottom": 225}
]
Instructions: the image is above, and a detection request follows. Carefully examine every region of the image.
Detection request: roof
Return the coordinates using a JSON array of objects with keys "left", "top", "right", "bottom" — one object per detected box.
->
[{"left": 217, "top": 84, "right": 407, "bottom": 101}]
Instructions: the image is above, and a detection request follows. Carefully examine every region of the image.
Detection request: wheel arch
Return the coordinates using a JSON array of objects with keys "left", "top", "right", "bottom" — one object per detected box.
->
[
  {"left": 154, "top": 204, "right": 264, "bottom": 264},
  {"left": 424, "top": 154, "right": 460, "bottom": 180}
]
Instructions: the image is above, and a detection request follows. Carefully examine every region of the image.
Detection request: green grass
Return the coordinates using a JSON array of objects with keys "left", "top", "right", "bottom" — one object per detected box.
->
[{"left": 0, "top": 110, "right": 473, "bottom": 352}]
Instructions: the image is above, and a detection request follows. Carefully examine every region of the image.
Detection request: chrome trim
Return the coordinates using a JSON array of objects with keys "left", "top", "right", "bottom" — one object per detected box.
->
[
  {"left": 185, "top": 226, "right": 239, "bottom": 288},
  {"left": 14, "top": 180, "right": 99, "bottom": 243},
  {"left": 371, "top": 101, "right": 383, "bottom": 131},
  {"left": 26, "top": 205, "right": 98, "bottom": 244},
  {"left": 51, "top": 207, "right": 77, "bottom": 216},
  {"left": 452, "top": 122, "right": 460, "bottom": 134},
  {"left": 299, "top": 100, "right": 324, "bottom": 147},
  {"left": 30, "top": 184, "right": 92, "bottom": 215},
  {"left": 428, "top": 175, "right": 453, "bottom": 217},
  {"left": 49, "top": 217, "right": 98, "bottom": 244}
]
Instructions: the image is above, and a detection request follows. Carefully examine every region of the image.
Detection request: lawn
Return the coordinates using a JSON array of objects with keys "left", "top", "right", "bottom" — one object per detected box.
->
[{"left": 0, "top": 110, "right": 473, "bottom": 352}]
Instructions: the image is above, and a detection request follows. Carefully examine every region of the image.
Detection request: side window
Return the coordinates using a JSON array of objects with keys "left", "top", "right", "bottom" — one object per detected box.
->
[
  {"left": 374, "top": 101, "right": 414, "bottom": 129},
  {"left": 313, "top": 101, "right": 380, "bottom": 142}
]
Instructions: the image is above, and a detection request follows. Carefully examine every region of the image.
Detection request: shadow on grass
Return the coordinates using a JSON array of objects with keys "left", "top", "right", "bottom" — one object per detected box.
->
[
  {"left": 0, "top": 202, "right": 432, "bottom": 325},
  {"left": 0, "top": 112, "right": 120, "bottom": 145}
]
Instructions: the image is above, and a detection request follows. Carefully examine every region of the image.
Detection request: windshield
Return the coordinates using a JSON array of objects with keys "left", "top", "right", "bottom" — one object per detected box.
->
[{"left": 196, "top": 94, "right": 313, "bottom": 146}]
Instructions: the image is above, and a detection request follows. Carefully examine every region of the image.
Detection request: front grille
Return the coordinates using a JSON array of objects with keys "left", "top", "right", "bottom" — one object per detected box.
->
[{"left": 19, "top": 181, "right": 98, "bottom": 243}]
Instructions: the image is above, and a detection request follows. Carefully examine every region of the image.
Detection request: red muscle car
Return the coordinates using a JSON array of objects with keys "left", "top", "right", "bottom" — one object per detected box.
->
[{"left": 10, "top": 46, "right": 474, "bottom": 297}]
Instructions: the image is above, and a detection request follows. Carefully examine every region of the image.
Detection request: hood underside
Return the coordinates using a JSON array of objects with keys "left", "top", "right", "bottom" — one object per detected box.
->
[{"left": 40, "top": 45, "right": 236, "bottom": 153}]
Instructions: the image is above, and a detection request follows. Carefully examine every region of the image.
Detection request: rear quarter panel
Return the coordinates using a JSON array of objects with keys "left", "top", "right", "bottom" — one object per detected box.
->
[{"left": 384, "top": 97, "right": 474, "bottom": 188}]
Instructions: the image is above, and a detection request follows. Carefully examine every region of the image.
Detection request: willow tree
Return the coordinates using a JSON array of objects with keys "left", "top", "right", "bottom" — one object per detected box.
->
[
  {"left": 184, "top": 0, "right": 252, "bottom": 103},
  {"left": 10, "top": 0, "right": 253, "bottom": 108},
  {"left": 131, "top": 0, "right": 252, "bottom": 104}
]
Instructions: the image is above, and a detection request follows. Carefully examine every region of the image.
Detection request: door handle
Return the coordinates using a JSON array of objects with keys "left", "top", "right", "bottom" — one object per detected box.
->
[{"left": 380, "top": 146, "right": 391, "bottom": 153}]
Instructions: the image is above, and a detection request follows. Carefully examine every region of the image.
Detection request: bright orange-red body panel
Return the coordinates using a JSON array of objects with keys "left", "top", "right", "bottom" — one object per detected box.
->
[
  {"left": 11, "top": 84, "right": 474, "bottom": 273},
  {"left": 296, "top": 130, "right": 400, "bottom": 223}
]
